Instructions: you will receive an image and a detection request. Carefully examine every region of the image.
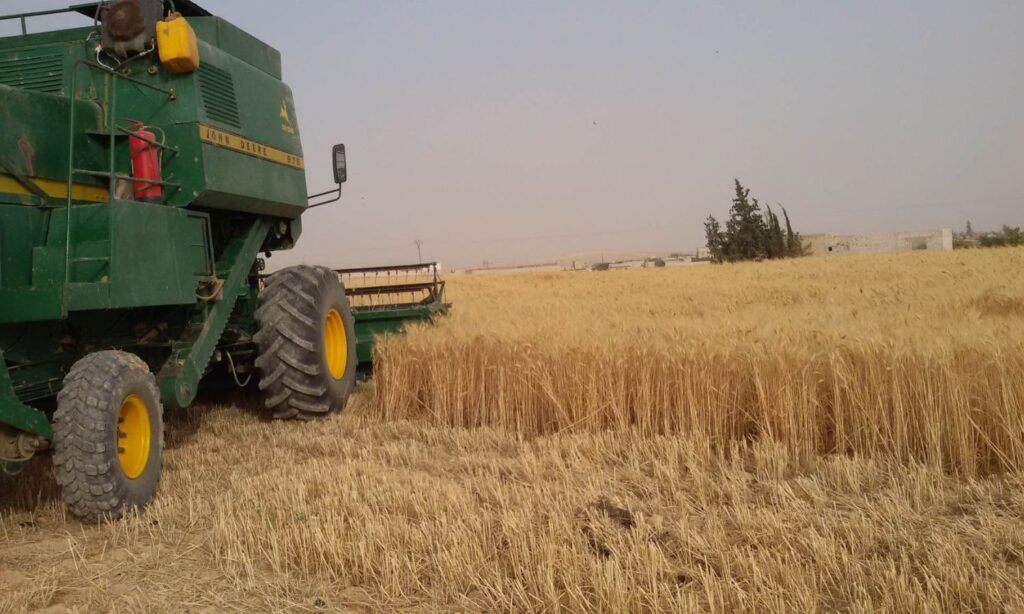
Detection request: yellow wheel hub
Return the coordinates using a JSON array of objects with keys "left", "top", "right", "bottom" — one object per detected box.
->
[
  {"left": 117, "top": 394, "right": 151, "bottom": 480},
  {"left": 324, "top": 308, "right": 347, "bottom": 380}
]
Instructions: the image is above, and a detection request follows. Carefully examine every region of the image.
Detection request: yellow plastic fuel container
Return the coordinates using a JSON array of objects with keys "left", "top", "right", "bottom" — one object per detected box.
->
[{"left": 156, "top": 14, "right": 200, "bottom": 74}]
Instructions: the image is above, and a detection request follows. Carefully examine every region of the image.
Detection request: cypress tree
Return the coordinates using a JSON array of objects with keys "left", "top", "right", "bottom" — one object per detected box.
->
[
  {"left": 764, "top": 204, "right": 785, "bottom": 259},
  {"left": 725, "top": 180, "right": 766, "bottom": 260},
  {"left": 781, "top": 206, "right": 804, "bottom": 257},
  {"left": 704, "top": 215, "right": 724, "bottom": 262}
]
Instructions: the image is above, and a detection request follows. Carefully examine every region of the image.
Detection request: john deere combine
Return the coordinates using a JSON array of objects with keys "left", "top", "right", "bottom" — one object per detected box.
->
[{"left": 0, "top": 1, "right": 446, "bottom": 519}]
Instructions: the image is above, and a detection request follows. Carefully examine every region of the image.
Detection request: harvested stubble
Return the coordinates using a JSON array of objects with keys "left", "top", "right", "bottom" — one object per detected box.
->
[
  {"left": 374, "top": 249, "right": 1024, "bottom": 476},
  {"left": 3, "top": 399, "right": 1024, "bottom": 612}
]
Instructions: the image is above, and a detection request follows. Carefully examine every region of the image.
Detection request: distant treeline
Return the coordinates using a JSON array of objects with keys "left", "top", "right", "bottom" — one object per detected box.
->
[
  {"left": 955, "top": 223, "right": 1023, "bottom": 249},
  {"left": 704, "top": 180, "right": 806, "bottom": 263}
]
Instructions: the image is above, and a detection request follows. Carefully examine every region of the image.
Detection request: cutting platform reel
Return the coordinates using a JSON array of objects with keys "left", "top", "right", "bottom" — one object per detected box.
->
[
  {"left": 336, "top": 262, "right": 446, "bottom": 312},
  {"left": 334, "top": 262, "right": 449, "bottom": 368}
]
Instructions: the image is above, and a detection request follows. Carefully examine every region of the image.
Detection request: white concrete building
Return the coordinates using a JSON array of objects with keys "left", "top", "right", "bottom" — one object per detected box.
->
[{"left": 804, "top": 228, "right": 953, "bottom": 256}]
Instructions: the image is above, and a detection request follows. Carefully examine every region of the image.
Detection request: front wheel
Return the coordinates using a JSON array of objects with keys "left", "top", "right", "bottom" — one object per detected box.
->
[
  {"left": 255, "top": 265, "right": 357, "bottom": 420},
  {"left": 53, "top": 351, "right": 164, "bottom": 521}
]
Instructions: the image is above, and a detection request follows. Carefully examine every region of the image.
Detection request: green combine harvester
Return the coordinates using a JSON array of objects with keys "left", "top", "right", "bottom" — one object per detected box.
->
[{"left": 0, "top": 0, "right": 446, "bottom": 519}]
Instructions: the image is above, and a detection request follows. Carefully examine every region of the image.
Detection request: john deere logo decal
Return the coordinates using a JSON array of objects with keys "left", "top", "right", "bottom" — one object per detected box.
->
[{"left": 280, "top": 99, "right": 295, "bottom": 135}]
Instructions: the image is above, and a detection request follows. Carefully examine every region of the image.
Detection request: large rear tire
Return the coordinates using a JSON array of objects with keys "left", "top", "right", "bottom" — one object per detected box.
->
[
  {"left": 255, "top": 265, "right": 357, "bottom": 420},
  {"left": 53, "top": 351, "right": 164, "bottom": 521}
]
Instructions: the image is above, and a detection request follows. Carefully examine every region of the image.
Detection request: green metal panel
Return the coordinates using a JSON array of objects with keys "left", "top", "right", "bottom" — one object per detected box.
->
[
  {"left": 158, "top": 217, "right": 270, "bottom": 409},
  {"left": 0, "top": 287, "right": 63, "bottom": 322},
  {"left": 0, "top": 350, "right": 52, "bottom": 439},
  {"left": 0, "top": 203, "right": 214, "bottom": 322},
  {"left": 187, "top": 34, "right": 306, "bottom": 217},
  {"left": 0, "top": 45, "right": 66, "bottom": 95},
  {"left": 196, "top": 145, "right": 307, "bottom": 218},
  {"left": 189, "top": 18, "right": 282, "bottom": 79},
  {"left": 0, "top": 18, "right": 307, "bottom": 218},
  {"left": 353, "top": 305, "right": 447, "bottom": 365},
  {"left": 0, "top": 205, "right": 48, "bottom": 288},
  {"left": 0, "top": 27, "right": 95, "bottom": 52},
  {"left": 190, "top": 34, "right": 300, "bottom": 154},
  {"left": 106, "top": 201, "right": 210, "bottom": 307},
  {"left": 0, "top": 83, "right": 107, "bottom": 191}
]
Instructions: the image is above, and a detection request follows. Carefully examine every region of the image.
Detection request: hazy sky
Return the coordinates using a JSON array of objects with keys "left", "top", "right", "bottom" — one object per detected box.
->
[{"left": 7, "top": 1, "right": 1023, "bottom": 268}]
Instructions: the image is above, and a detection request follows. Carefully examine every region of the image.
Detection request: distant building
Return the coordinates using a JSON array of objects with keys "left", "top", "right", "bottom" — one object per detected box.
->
[{"left": 804, "top": 228, "right": 953, "bottom": 256}]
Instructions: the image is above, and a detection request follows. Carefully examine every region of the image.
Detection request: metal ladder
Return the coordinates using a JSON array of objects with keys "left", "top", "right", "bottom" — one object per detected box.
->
[{"left": 63, "top": 57, "right": 183, "bottom": 283}]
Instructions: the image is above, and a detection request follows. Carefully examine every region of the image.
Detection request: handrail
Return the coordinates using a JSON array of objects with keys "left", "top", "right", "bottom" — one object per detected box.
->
[
  {"left": 113, "top": 125, "right": 179, "bottom": 157},
  {"left": 0, "top": 7, "right": 81, "bottom": 21},
  {"left": 333, "top": 262, "right": 441, "bottom": 275},
  {"left": 75, "top": 169, "right": 182, "bottom": 188},
  {"left": 0, "top": 7, "right": 81, "bottom": 35},
  {"left": 77, "top": 59, "right": 177, "bottom": 98},
  {"left": 63, "top": 56, "right": 177, "bottom": 282}
]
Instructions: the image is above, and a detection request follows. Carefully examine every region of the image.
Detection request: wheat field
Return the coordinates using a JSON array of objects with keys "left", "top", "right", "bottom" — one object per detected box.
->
[
  {"left": 375, "top": 249, "right": 1024, "bottom": 476},
  {"left": 2, "top": 248, "right": 1023, "bottom": 612}
]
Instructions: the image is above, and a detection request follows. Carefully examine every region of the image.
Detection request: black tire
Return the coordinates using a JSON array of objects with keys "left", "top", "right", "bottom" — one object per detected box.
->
[
  {"left": 53, "top": 351, "right": 164, "bottom": 521},
  {"left": 255, "top": 265, "right": 357, "bottom": 420}
]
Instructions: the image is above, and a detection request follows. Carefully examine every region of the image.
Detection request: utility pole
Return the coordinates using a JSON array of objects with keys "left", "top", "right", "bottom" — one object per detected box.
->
[{"left": 414, "top": 239, "right": 423, "bottom": 263}]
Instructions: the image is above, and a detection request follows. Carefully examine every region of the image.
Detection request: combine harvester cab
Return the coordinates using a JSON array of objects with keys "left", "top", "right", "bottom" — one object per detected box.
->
[{"left": 0, "top": 0, "right": 446, "bottom": 519}]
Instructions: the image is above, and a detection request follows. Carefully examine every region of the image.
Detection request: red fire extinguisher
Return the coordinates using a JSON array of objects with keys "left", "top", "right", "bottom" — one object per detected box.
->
[{"left": 128, "top": 121, "right": 163, "bottom": 203}]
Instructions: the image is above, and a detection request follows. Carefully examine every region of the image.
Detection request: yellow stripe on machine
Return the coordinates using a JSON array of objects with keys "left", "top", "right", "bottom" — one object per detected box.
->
[
  {"left": 0, "top": 173, "right": 109, "bottom": 203},
  {"left": 198, "top": 124, "right": 305, "bottom": 170}
]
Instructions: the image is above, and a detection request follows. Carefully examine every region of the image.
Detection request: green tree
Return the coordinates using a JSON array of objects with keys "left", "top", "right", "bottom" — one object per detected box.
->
[
  {"left": 704, "top": 215, "right": 724, "bottom": 262},
  {"left": 703, "top": 180, "right": 806, "bottom": 263},
  {"left": 764, "top": 204, "right": 786, "bottom": 259},
  {"left": 781, "top": 206, "right": 805, "bottom": 257},
  {"left": 740, "top": 185, "right": 765, "bottom": 259},
  {"left": 723, "top": 180, "right": 767, "bottom": 261},
  {"left": 979, "top": 226, "right": 1023, "bottom": 248},
  {"left": 1004, "top": 225, "right": 1023, "bottom": 246}
]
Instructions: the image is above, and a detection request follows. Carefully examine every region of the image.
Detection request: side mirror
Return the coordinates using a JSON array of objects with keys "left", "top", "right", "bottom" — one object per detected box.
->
[{"left": 333, "top": 144, "right": 347, "bottom": 184}]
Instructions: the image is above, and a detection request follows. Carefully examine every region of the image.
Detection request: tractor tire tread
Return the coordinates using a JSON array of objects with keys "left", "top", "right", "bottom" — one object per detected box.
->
[
  {"left": 255, "top": 265, "right": 356, "bottom": 420},
  {"left": 52, "top": 351, "right": 163, "bottom": 521}
]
